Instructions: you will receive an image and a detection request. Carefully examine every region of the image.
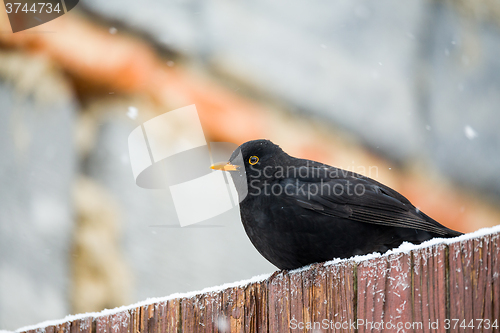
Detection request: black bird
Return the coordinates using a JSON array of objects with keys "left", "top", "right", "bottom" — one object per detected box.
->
[{"left": 212, "top": 139, "right": 462, "bottom": 270}]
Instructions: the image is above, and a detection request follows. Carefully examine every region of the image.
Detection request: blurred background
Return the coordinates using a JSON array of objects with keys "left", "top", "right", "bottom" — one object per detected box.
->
[{"left": 1, "top": 0, "right": 500, "bottom": 329}]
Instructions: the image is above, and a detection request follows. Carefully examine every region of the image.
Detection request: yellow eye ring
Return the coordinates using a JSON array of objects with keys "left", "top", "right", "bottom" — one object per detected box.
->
[{"left": 249, "top": 156, "right": 259, "bottom": 165}]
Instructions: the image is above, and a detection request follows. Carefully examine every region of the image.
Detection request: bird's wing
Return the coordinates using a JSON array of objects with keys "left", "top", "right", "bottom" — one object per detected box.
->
[{"left": 278, "top": 166, "right": 453, "bottom": 236}]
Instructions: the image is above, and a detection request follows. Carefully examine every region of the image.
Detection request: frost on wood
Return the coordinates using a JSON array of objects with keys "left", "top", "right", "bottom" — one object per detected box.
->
[{"left": 15, "top": 225, "right": 500, "bottom": 333}]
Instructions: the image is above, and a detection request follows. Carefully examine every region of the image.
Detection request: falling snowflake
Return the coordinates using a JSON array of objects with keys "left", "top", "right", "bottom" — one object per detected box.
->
[
  {"left": 464, "top": 125, "right": 477, "bottom": 140},
  {"left": 127, "top": 106, "right": 138, "bottom": 120}
]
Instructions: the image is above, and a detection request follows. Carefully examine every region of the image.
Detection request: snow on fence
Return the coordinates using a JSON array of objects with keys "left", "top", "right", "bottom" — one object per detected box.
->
[{"left": 19, "top": 227, "right": 500, "bottom": 333}]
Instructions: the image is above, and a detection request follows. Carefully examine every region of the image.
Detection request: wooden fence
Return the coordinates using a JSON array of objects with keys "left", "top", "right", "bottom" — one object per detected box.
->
[{"left": 21, "top": 230, "right": 500, "bottom": 333}]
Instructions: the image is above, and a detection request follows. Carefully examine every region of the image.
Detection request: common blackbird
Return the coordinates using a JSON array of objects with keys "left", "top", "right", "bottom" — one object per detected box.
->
[{"left": 212, "top": 139, "right": 462, "bottom": 270}]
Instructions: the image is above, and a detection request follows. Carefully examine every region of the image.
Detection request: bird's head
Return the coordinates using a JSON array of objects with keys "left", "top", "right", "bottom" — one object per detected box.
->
[
  {"left": 210, "top": 139, "right": 288, "bottom": 201},
  {"left": 211, "top": 139, "right": 288, "bottom": 181}
]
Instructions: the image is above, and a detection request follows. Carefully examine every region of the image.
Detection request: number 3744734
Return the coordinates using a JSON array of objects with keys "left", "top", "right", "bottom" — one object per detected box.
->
[
  {"left": 5, "top": 2, "right": 62, "bottom": 14},
  {"left": 443, "top": 319, "right": 499, "bottom": 330}
]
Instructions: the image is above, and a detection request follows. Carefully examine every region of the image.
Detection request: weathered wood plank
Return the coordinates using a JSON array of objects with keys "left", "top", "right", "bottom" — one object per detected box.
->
[
  {"left": 109, "top": 312, "right": 129, "bottom": 333},
  {"left": 472, "top": 235, "right": 493, "bottom": 331},
  {"left": 155, "top": 302, "right": 166, "bottom": 333},
  {"left": 357, "top": 253, "right": 414, "bottom": 333},
  {"left": 203, "top": 291, "right": 222, "bottom": 332},
  {"left": 327, "top": 261, "right": 356, "bottom": 333},
  {"left": 301, "top": 267, "right": 315, "bottom": 332},
  {"left": 356, "top": 256, "right": 388, "bottom": 333},
  {"left": 95, "top": 316, "right": 109, "bottom": 333},
  {"left": 16, "top": 231, "right": 500, "bottom": 333},
  {"left": 143, "top": 304, "right": 156, "bottom": 333},
  {"left": 69, "top": 319, "right": 79, "bottom": 333},
  {"left": 412, "top": 244, "right": 447, "bottom": 333},
  {"left": 244, "top": 281, "right": 268, "bottom": 333},
  {"left": 165, "top": 299, "right": 181, "bottom": 333},
  {"left": 268, "top": 271, "right": 290, "bottom": 332},
  {"left": 81, "top": 318, "right": 93, "bottom": 333},
  {"left": 492, "top": 233, "right": 500, "bottom": 333},
  {"left": 222, "top": 287, "right": 245, "bottom": 333},
  {"left": 45, "top": 326, "right": 56, "bottom": 333},
  {"left": 196, "top": 294, "right": 207, "bottom": 333},
  {"left": 180, "top": 297, "right": 196, "bottom": 333},
  {"left": 312, "top": 264, "right": 329, "bottom": 332},
  {"left": 449, "top": 240, "right": 475, "bottom": 333},
  {"left": 289, "top": 270, "right": 305, "bottom": 333},
  {"left": 128, "top": 307, "right": 140, "bottom": 333},
  {"left": 70, "top": 318, "right": 92, "bottom": 333},
  {"left": 385, "top": 252, "right": 413, "bottom": 329}
]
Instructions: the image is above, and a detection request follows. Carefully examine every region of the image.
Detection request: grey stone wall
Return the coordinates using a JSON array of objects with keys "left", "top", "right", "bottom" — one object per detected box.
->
[
  {"left": 426, "top": 1, "right": 500, "bottom": 196},
  {"left": 0, "top": 52, "right": 77, "bottom": 329},
  {"left": 83, "top": 0, "right": 500, "bottom": 197}
]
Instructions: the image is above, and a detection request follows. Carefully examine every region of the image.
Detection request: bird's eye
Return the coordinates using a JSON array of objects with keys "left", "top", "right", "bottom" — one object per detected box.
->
[{"left": 249, "top": 156, "right": 259, "bottom": 165}]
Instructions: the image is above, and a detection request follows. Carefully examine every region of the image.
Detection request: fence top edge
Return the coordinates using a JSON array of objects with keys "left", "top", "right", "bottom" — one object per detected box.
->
[
  {"left": 289, "top": 224, "right": 499, "bottom": 272},
  {"left": 15, "top": 224, "right": 500, "bottom": 333}
]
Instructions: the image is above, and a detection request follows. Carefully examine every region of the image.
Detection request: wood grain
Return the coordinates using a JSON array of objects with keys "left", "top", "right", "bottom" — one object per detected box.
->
[
  {"left": 268, "top": 271, "right": 290, "bottom": 333},
  {"left": 17, "top": 231, "right": 500, "bottom": 333},
  {"left": 357, "top": 256, "right": 388, "bottom": 333},
  {"left": 289, "top": 270, "right": 305, "bottom": 333},
  {"left": 492, "top": 234, "right": 500, "bottom": 333},
  {"left": 244, "top": 281, "right": 267, "bottom": 333},
  {"left": 327, "top": 261, "right": 356, "bottom": 333},
  {"left": 412, "top": 244, "right": 447, "bottom": 333}
]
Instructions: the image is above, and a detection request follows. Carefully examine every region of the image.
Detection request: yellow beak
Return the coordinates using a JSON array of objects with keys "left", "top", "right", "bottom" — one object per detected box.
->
[{"left": 210, "top": 162, "right": 240, "bottom": 171}]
